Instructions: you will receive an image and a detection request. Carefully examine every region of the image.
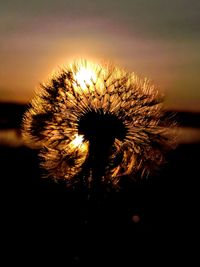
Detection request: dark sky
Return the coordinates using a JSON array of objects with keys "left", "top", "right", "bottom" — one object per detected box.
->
[{"left": 0, "top": 0, "right": 200, "bottom": 111}]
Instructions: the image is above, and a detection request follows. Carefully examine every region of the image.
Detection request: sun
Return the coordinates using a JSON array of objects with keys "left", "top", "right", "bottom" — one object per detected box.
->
[
  {"left": 73, "top": 64, "right": 97, "bottom": 90},
  {"left": 75, "top": 68, "right": 96, "bottom": 89}
]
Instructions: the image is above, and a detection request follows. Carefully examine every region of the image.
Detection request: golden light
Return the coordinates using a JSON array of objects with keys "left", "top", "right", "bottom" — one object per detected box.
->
[
  {"left": 70, "top": 134, "right": 84, "bottom": 148},
  {"left": 74, "top": 66, "right": 97, "bottom": 90}
]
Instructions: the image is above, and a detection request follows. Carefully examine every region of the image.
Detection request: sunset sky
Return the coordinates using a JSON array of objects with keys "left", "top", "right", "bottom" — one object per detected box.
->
[{"left": 0, "top": 0, "right": 200, "bottom": 111}]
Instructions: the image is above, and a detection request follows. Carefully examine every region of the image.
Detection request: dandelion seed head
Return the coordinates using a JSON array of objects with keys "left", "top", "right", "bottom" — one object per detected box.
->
[{"left": 22, "top": 59, "right": 175, "bottom": 186}]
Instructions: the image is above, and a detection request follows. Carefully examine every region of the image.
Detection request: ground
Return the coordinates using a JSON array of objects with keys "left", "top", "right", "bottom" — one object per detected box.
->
[{"left": 1, "top": 103, "right": 199, "bottom": 265}]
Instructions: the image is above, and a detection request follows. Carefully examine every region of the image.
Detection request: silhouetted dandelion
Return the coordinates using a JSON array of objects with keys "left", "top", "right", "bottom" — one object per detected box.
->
[{"left": 22, "top": 60, "right": 175, "bottom": 187}]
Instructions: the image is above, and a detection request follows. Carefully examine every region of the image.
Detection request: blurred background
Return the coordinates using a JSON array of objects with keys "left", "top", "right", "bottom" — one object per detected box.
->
[{"left": 1, "top": 0, "right": 199, "bottom": 264}]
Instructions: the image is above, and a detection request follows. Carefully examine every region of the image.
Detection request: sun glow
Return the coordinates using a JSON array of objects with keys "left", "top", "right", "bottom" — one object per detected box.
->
[
  {"left": 74, "top": 66, "right": 97, "bottom": 90},
  {"left": 70, "top": 134, "right": 84, "bottom": 147}
]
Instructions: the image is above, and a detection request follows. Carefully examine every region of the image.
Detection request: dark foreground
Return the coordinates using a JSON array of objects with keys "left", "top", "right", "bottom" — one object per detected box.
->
[
  {"left": 0, "top": 102, "right": 199, "bottom": 265},
  {"left": 1, "top": 142, "right": 199, "bottom": 265}
]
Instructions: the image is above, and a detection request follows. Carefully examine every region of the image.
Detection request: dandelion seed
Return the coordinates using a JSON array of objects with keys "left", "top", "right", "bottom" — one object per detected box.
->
[{"left": 22, "top": 60, "right": 175, "bottom": 187}]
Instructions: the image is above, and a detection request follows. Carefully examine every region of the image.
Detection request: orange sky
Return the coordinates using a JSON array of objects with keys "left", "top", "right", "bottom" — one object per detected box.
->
[{"left": 0, "top": 0, "right": 200, "bottom": 111}]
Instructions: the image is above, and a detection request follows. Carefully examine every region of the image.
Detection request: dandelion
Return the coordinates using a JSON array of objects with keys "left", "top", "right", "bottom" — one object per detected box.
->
[{"left": 22, "top": 60, "right": 175, "bottom": 187}]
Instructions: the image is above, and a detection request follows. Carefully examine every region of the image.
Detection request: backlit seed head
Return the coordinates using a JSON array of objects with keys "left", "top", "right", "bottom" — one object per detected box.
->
[{"left": 22, "top": 60, "right": 175, "bottom": 186}]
